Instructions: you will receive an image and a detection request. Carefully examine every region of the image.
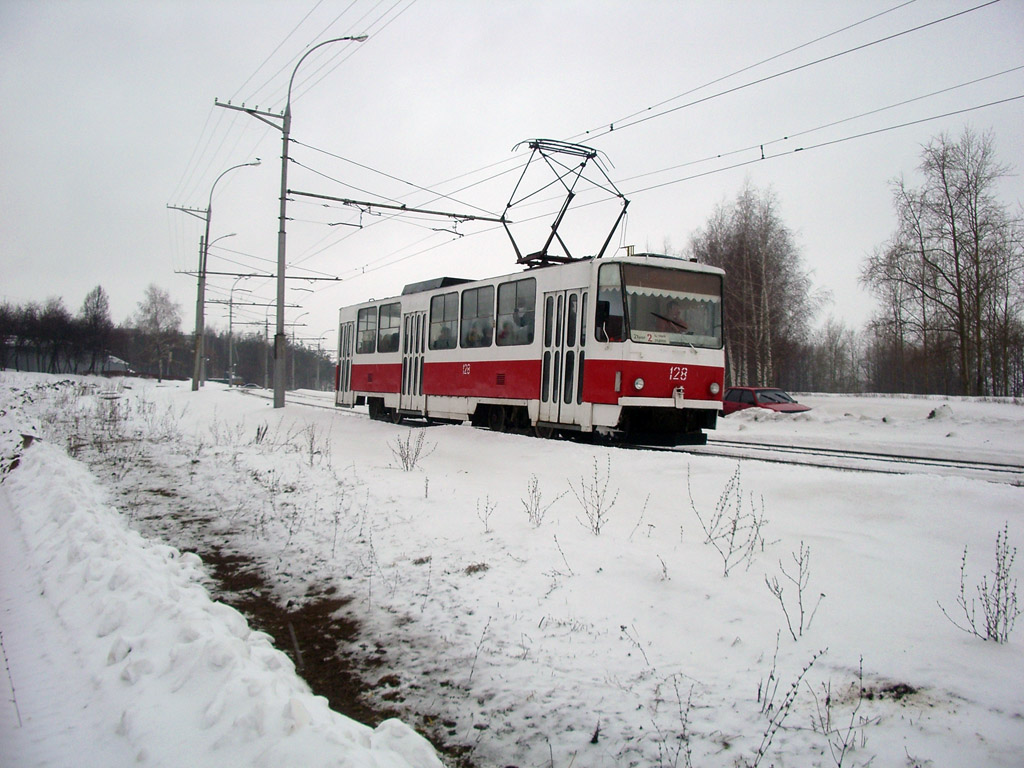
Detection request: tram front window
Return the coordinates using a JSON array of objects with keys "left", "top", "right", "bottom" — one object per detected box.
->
[{"left": 622, "top": 264, "right": 723, "bottom": 349}]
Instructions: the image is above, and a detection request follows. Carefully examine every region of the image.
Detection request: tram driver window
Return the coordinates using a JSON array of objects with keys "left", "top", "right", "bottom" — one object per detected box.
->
[
  {"left": 496, "top": 278, "right": 536, "bottom": 346},
  {"left": 356, "top": 307, "right": 377, "bottom": 354},
  {"left": 596, "top": 263, "right": 624, "bottom": 342},
  {"left": 461, "top": 285, "right": 494, "bottom": 348}
]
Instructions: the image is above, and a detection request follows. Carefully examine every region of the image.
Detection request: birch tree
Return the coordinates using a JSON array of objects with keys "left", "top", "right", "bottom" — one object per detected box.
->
[
  {"left": 133, "top": 285, "right": 182, "bottom": 382},
  {"left": 862, "top": 128, "right": 1023, "bottom": 395},
  {"left": 689, "top": 184, "right": 818, "bottom": 386}
]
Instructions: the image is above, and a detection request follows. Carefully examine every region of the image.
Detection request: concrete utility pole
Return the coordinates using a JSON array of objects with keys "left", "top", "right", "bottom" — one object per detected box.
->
[{"left": 215, "top": 33, "right": 367, "bottom": 409}]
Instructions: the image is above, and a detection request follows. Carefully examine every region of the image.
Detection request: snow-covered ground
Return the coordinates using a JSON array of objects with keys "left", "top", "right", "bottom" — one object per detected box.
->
[{"left": 1, "top": 371, "right": 1022, "bottom": 768}]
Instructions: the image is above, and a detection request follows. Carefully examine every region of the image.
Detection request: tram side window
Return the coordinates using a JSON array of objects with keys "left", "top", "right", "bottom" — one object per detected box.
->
[
  {"left": 429, "top": 292, "right": 458, "bottom": 350},
  {"left": 496, "top": 278, "right": 536, "bottom": 346},
  {"left": 377, "top": 302, "right": 401, "bottom": 353},
  {"left": 356, "top": 307, "right": 377, "bottom": 354},
  {"left": 596, "top": 263, "right": 624, "bottom": 342},
  {"left": 461, "top": 286, "right": 494, "bottom": 348}
]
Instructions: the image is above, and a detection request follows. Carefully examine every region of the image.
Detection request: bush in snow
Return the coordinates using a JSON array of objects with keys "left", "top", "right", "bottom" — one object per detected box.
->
[
  {"left": 939, "top": 522, "right": 1020, "bottom": 643},
  {"left": 765, "top": 540, "right": 825, "bottom": 641},
  {"left": 521, "top": 473, "right": 565, "bottom": 528},
  {"left": 688, "top": 463, "right": 769, "bottom": 576},
  {"left": 389, "top": 429, "right": 435, "bottom": 471},
  {"left": 570, "top": 454, "right": 619, "bottom": 535}
]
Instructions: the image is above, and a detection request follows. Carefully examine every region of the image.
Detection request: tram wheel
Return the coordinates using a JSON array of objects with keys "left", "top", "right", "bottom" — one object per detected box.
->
[
  {"left": 486, "top": 405, "right": 506, "bottom": 432},
  {"left": 534, "top": 423, "right": 556, "bottom": 439},
  {"left": 368, "top": 399, "right": 384, "bottom": 421}
]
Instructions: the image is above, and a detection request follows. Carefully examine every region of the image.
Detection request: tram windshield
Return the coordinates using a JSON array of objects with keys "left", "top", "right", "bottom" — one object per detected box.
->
[{"left": 597, "top": 262, "right": 723, "bottom": 348}]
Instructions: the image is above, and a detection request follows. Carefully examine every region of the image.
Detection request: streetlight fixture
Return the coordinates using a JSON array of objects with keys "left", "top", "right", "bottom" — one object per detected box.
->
[
  {"left": 191, "top": 159, "right": 261, "bottom": 391},
  {"left": 216, "top": 34, "right": 368, "bottom": 409}
]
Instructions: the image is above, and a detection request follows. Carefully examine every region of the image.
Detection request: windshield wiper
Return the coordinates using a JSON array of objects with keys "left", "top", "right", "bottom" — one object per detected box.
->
[{"left": 650, "top": 311, "right": 689, "bottom": 332}]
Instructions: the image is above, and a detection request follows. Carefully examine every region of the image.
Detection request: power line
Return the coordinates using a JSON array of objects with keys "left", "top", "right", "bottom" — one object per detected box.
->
[
  {"left": 326, "top": 91, "right": 1024, "bottom": 286},
  {"left": 580, "top": 0, "right": 1003, "bottom": 141},
  {"left": 292, "top": 138, "right": 499, "bottom": 216},
  {"left": 292, "top": 0, "right": 419, "bottom": 103},
  {"left": 616, "top": 65, "right": 1024, "bottom": 188},
  {"left": 621, "top": 93, "right": 1024, "bottom": 197},
  {"left": 229, "top": 0, "right": 330, "bottom": 103},
  {"left": 573, "top": 0, "right": 921, "bottom": 142}
]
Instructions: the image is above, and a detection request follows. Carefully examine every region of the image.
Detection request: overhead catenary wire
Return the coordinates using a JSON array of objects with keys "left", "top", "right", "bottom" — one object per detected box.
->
[
  {"left": 169, "top": 0, "right": 1017, "bottom": 304},
  {"left": 290, "top": 0, "right": 418, "bottom": 105},
  {"left": 322, "top": 91, "right": 1024, "bottom": 285},
  {"left": 228, "top": 0, "right": 330, "bottom": 103},
  {"left": 578, "top": 0, "right": 1004, "bottom": 142},
  {"left": 615, "top": 64, "right": 1024, "bottom": 188},
  {"left": 280, "top": 0, "right": 1001, "bottom": 267},
  {"left": 572, "top": 0, "right": 922, "bottom": 142},
  {"left": 170, "top": 0, "right": 393, "bottom": 210},
  {"left": 170, "top": 0, "right": 925, "bottom": 239},
  {"left": 291, "top": 138, "right": 501, "bottom": 217},
  {"left": 617, "top": 94, "right": 1024, "bottom": 199}
]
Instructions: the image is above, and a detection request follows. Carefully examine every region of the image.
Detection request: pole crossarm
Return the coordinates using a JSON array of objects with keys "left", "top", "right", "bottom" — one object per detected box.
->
[
  {"left": 166, "top": 204, "right": 209, "bottom": 222},
  {"left": 213, "top": 100, "right": 285, "bottom": 131},
  {"left": 175, "top": 270, "right": 341, "bottom": 282},
  {"left": 288, "top": 189, "right": 506, "bottom": 224},
  {"left": 207, "top": 300, "right": 281, "bottom": 307}
]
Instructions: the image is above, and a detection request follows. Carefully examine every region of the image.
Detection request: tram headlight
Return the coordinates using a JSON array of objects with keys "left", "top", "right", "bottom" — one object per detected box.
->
[
  {"left": 709, "top": 382, "right": 721, "bottom": 396},
  {"left": 634, "top": 377, "right": 645, "bottom": 391}
]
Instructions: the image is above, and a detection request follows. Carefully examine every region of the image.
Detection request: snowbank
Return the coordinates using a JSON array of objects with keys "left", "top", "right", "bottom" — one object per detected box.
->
[{"left": 0, "top": 431, "right": 442, "bottom": 768}]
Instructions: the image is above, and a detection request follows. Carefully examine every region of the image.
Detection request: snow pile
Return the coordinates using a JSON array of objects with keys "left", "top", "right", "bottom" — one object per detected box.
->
[{"left": 0, "top": 425, "right": 441, "bottom": 767}]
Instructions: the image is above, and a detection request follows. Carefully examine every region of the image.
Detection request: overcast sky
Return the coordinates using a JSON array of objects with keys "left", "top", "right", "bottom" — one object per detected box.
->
[{"left": 2, "top": 0, "right": 1022, "bottom": 354}]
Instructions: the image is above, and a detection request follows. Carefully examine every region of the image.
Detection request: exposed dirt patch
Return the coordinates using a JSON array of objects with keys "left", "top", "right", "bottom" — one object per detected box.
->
[
  {"left": 871, "top": 681, "right": 919, "bottom": 701},
  {"left": 196, "top": 546, "right": 478, "bottom": 766},
  {"left": 200, "top": 547, "right": 389, "bottom": 728}
]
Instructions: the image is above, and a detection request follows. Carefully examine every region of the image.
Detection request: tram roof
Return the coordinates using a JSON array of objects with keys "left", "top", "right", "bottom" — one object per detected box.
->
[{"left": 401, "top": 276, "right": 473, "bottom": 295}]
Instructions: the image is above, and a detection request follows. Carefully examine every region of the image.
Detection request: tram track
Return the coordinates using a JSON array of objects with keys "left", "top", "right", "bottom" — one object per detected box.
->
[
  {"left": 243, "top": 389, "right": 1024, "bottom": 485},
  {"left": 679, "top": 438, "right": 1024, "bottom": 485}
]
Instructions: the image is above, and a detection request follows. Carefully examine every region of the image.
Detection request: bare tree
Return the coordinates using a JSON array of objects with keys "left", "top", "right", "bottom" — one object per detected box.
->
[
  {"left": 0, "top": 302, "right": 16, "bottom": 369},
  {"left": 133, "top": 285, "right": 182, "bottom": 382},
  {"left": 862, "top": 128, "right": 1024, "bottom": 396},
  {"left": 39, "top": 298, "right": 75, "bottom": 373},
  {"left": 689, "top": 183, "right": 821, "bottom": 386},
  {"left": 80, "top": 285, "right": 113, "bottom": 374}
]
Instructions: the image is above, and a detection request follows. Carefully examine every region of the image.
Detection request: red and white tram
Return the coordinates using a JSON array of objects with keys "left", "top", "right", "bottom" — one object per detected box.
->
[{"left": 334, "top": 253, "right": 725, "bottom": 443}]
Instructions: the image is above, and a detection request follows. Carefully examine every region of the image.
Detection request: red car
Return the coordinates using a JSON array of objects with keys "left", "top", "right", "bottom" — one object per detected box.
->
[{"left": 721, "top": 387, "right": 811, "bottom": 416}]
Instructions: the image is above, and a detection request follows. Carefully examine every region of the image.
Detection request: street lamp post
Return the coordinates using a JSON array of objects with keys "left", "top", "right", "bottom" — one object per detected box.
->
[
  {"left": 191, "top": 160, "right": 260, "bottom": 391},
  {"left": 198, "top": 232, "right": 237, "bottom": 384},
  {"left": 217, "top": 34, "right": 367, "bottom": 409},
  {"left": 273, "top": 35, "right": 367, "bottom": 408},
  {"left": 228, "top": 277, "right": 250, "bottom": 386},
  {"left": 315, "top": 329, "right": 332, "bottom": 391},
  {"left": 289, "top": 311, "right": 309, "bottom": 391}
]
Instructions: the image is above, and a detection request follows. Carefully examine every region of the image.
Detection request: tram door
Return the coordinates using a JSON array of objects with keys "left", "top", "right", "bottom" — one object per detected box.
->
[
  {"left": 400, "top": 311, "right": 426, "bottom": 414},
  {"left": 539, "top": 289, "right": 586, "bottom": 426},
  {"left": 337, "top": 321, "right": 354, "bottom": 406}
]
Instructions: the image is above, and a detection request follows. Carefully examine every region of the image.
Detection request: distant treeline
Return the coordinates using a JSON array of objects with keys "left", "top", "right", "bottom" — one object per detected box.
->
[{"left": 0, "top": 286, "right": 334, "bottom": 390}]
